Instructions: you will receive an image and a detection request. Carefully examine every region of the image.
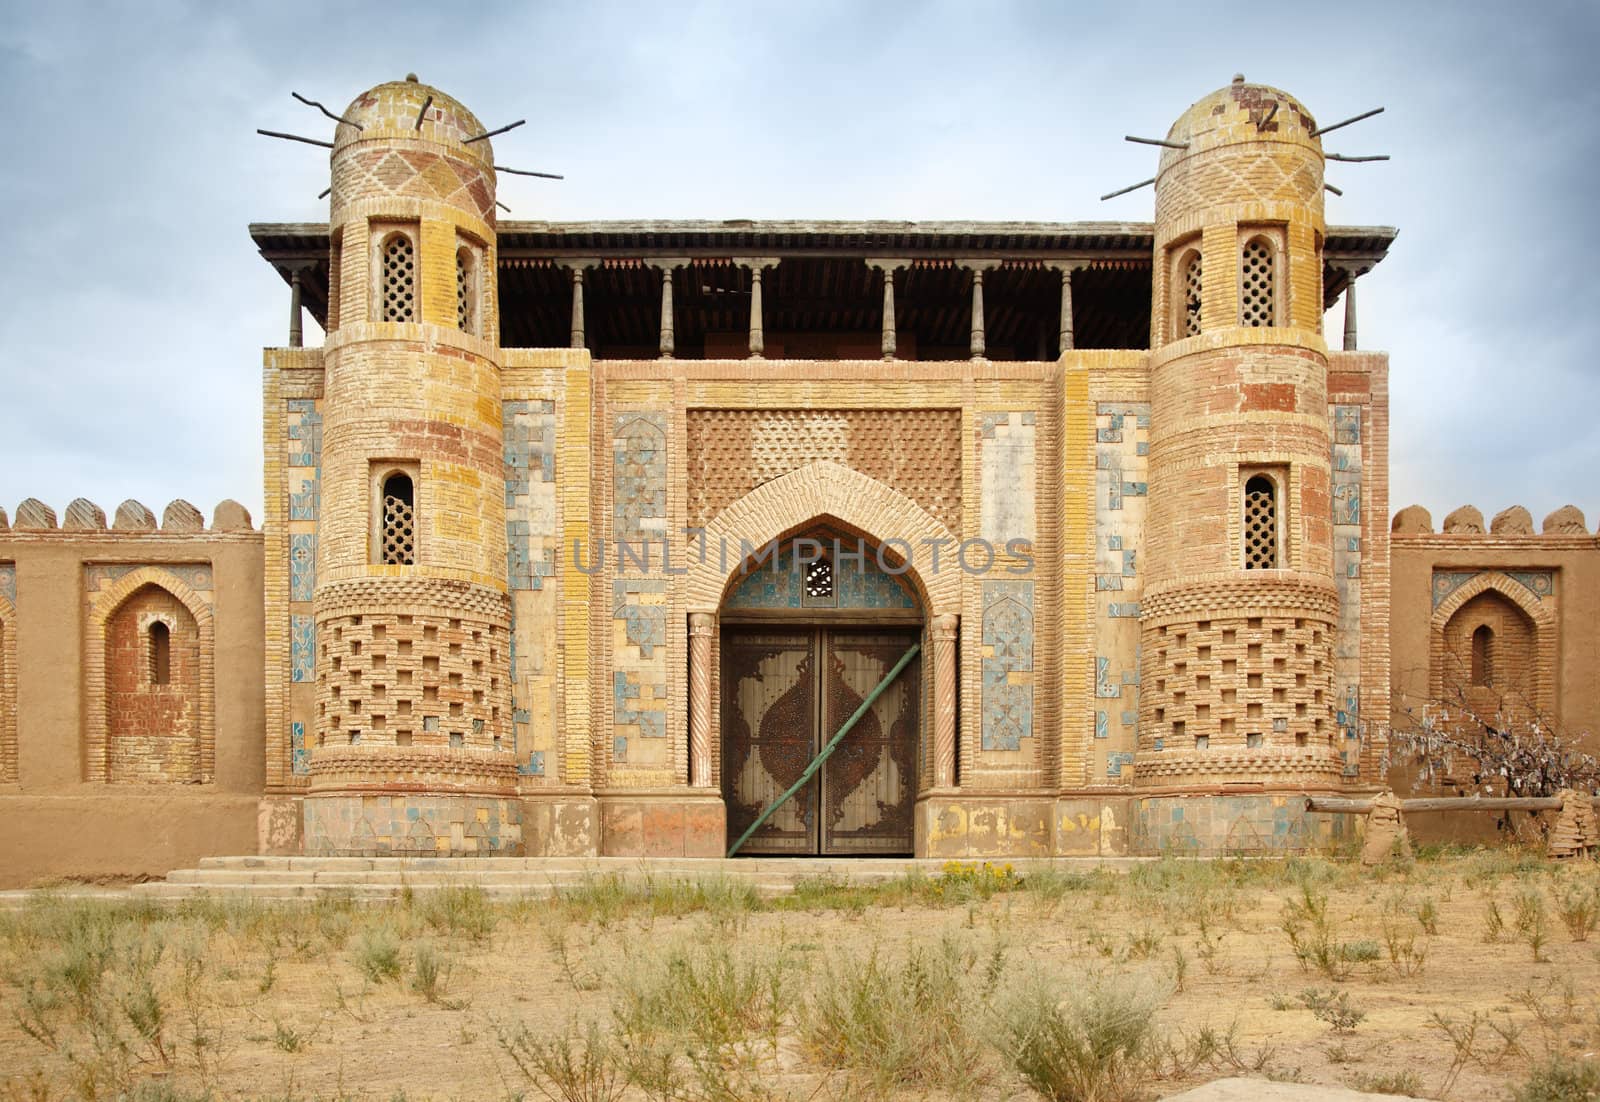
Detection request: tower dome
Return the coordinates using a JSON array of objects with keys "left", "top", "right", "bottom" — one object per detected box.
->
[
  {"left": 1161, "top": 77, "right": 1321, "bottom": 159},
  {"left": 327, "top": 77, "right": 498, "bottom": 229},
  {"left": 333, "top": 77, "right": 495, "bottom": 171}
]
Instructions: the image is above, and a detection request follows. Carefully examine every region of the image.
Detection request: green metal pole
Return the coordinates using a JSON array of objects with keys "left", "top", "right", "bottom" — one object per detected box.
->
[{"left": 727, "top": 642, "right": 921, "bottom": 858}]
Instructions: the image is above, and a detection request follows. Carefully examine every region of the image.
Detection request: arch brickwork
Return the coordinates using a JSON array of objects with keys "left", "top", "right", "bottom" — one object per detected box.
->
[
  {"left": 1429, "top": 571, "right": 1556, "bottom": 718},
  {"left": 85, "top": 567, "right": 216, "bottom": 783}
]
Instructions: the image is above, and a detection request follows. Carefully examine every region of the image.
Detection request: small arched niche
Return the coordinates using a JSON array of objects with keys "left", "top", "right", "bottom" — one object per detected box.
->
[{"left": 105, "top": 584, "right": 202, "bottom": 783}]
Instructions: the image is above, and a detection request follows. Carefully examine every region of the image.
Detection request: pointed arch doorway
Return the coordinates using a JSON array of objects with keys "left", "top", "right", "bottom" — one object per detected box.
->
[{"left": 719, "top": 527, "right": 923, "bottom": 856}]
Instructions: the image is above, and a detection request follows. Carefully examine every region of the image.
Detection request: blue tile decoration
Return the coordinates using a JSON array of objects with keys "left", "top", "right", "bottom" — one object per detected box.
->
[
  {"left": 1106, "top": 751, "right": 1134, "bottom": 777},
  {"left": 504, "top": 400, "right": 557, "bottom": 591},
  {"left": 0, "top": 564, "right": 15, "bottom": 605},
  {"left": 1429, "top": 569, "right": 1553, "bottom": 609},
  {"left": 1131, "top": 795, "right": 1350, "bottom": 856},
  {"left": 291, "top": 615, "right": 315, "bottom": 683},
  {"left": 287, "top": 399, "right": 322, "bottom": 521},
  {"left": 1095, "top": 402, "right": 1148, "bottom": 779},
  {"left": 613, "top": 578, "right": 667, "bottom": 659},
  {"left": 84, "top": 563, "right": 214, "bottom": 593},
  {"left": 286, "top": 399, "right": 322, "bottom": 464},
  {"left": 1331, "top": 405, "right": 1364, "bottom": 759},
  {"left": 613, "top": 412, "right": 667, "bottom": 543},
  {"left": 518, "top": 750, "right": 546, "bottom": 777},
  {"left": 1333, "top": 404, "right": 1362, "bottom": 445},
  {"left": 1431, "top": 571, "right": 1479, "bottom": 608},
  {"left": 981, "top": 580, "right": 1034, "bottom": 752},
  {"left": 285, "top": 397, "right": 322, "bottom": 767},
  {"left": 611, "top": 415, "right": 670, "bottom": 768},
  {"left": 724, "top": 540, "right": 916, "bottom": 610},
  {"left": 290, "top": 722, "right": 310, "bottom": 775},
  {"left": 1096, "top": 656, "right": 1117, "bottom": 699},
  {"left": 1508, "top": 571, "right": 1555, "bottom": 600},
  {"left": 289, "top": 533, "right": 316, "bottom": 602}
]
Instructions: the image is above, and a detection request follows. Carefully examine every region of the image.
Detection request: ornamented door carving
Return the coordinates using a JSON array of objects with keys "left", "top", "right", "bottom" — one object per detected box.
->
[{"left": 721, "top": 626, "right": 919, "bottom": 856}]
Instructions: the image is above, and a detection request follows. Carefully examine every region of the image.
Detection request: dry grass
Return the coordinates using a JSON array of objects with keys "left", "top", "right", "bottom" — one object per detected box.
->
[{"left": 0, "top": 852, "right": 1596, "bottom": 1100}]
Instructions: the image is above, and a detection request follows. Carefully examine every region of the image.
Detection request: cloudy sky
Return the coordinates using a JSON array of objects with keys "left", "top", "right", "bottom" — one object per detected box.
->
[{"left": 1, "top": 1, "right": 1596, "bottom": 529}]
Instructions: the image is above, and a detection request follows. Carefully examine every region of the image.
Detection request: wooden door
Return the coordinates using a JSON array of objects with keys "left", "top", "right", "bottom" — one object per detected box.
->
[
  {"left": 820, "top": 630, "right": 920, "bottom": 855},
  {"left": 721, "top": 630, "right": 819, "bottom": 854},
  {"left": 721, "top": 626, "right": 919, "bottom": 856}
]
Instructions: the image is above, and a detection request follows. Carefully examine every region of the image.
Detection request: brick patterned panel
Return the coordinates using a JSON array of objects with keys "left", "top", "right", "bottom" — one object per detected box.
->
[
  {"left": 331, "top": 147, "right": 495, "bottom": 222},
  {"left": 1138, "top": 596, "right": 1340, "bottom": 787},
  {"left": 105, "top": 586, "right": 205, "bottom": 783},
  {"left": 315, "top": 610, "right": 508, "bottom": 752},
  {"left": 685, "top": 409, "right": 961, "bottom": 534}
]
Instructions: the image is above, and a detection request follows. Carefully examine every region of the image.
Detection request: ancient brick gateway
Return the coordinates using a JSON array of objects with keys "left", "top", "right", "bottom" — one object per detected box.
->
[{"left": 1, "top": 75, "right": 1595, "bottom": 883}]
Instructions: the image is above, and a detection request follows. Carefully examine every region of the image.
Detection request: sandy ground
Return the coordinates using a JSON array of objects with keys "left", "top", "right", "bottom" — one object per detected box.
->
[{"left": 1, "top": 854, "right": 1597, "bottom": 1100}]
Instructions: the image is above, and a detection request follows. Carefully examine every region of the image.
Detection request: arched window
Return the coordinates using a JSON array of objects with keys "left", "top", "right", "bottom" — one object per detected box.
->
[
  {"left": 380, "top": 232, "right": 416, "bottom": 322},
  {"left": 1470, "top": 624, "right": 1493, "bottom": 686},
  {"left": 148, "top": 621, "right": 171, "bottom": 686},
  {"left": 456, "top": 246, "right": 476, "bottom": 334},
  {"left": 380, "top": 472, "right": 416, "bottom": 565},
  {"left": 1179, "top": 249, "right": 1203, "bottom": 338},
  {"left": 1243, "top": 474, "right": 1278, "bottom": 569},
  {"left": 1239, "top": 236, "right": 1276, "bottom": 327}
]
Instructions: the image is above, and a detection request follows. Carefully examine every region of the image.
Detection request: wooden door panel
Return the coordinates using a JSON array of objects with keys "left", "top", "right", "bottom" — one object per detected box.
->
[
  {"left": 721, "top": 631, "right": 818, "bottom": 854},
  {"left": 821, "top": 630, "right": 920, "bottom": 855}
]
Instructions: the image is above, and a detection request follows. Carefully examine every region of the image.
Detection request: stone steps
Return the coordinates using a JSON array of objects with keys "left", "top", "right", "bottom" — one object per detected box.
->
[{"left": 2, "top": 855, "right": 1148, "bottom": 906}]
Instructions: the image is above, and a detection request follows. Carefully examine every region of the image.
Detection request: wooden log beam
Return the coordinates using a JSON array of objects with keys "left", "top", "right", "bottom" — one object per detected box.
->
[
  {"left": 1306, "top": 796, "right": 1568, "bottom": 814},
  {"left": 1399, "top": 797, "right": 1563, "bottom": 813}
]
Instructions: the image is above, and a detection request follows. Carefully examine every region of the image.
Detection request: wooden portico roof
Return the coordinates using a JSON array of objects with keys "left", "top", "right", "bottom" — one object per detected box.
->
[{"left": 251, "top": 220, "right": 1396, "bottom": 358}]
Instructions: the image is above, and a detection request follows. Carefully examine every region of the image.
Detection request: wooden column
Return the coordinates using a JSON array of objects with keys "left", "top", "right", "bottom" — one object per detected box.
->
[
  {"left": 967, "top": 261, "right": 1001, "bottom": 360},
  {"left": 559, "top": 260, "right": 597, "bottom": 350},
  {"left": 1342, "top": 271, "right": 1359, "bottom": 351},
  {"left": 866, "top": 259, "right": 908, "bottom": 360},
  {"left": 749, "top": 268, "right": 765, "bottom": 358},
  {"left": 567, "top": 265, "right": 587, "bottom": 349},
  {"left": 735, "top": 257, "right": 779, "bottom": 359},
  {"left": 930, "top": 613, "right": 958, "bottom": 788},
  {"left": 287, "top": 267, "right": 304, "bottom": 348},
  {"left": 1047, "top": 261, "right": 1086, "bottom": 353},
  {"left": 657, "top": 261, "right": 686, "bottom": 358},
  {"left": 688, "top": 612, "right": 714, "bottom": 787}
]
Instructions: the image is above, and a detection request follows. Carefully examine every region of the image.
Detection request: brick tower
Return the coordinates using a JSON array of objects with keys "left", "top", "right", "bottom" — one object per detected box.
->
[
  {"left": 302, "top": 76, "right": 520, "bottom": 855},
  {"left": 1136, "top": 77, "right": 1344, "bottom": 801}
]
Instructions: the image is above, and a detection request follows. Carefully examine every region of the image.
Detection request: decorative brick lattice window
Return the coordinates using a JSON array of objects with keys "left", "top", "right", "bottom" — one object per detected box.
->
[
  {"left": 1182, "top": 251, "right": 1203, "bottom": 337},
  {"left": 456, "top": 247, "right": 474, "bottom": 333},
  {"left": 381, "top": 234, "right": 415, "bottom": 322},
  {"left": 1243, "top": 474, "right": 1278, "bottom": 569},
  {"left": 1239, "top": 238, "right": 1274, "bottom": 326},
  {"left": 381, "top": 473, "right": 415, "bottom": 565},
  {"left": 805, "top": 557, "right": 833, "bottom": 601}
]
